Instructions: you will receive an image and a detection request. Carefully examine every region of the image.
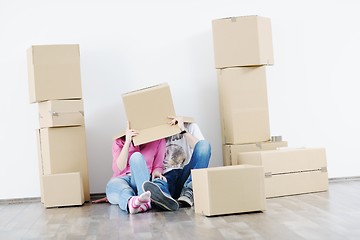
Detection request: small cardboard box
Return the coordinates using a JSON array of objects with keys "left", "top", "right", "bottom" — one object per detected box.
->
[
  {"left": 223, "top": 140, "right": 288, "bottom": 166},
  {"left": 42, "top": 172, "right": 84, "bottom": 208},
  {"left": 27, "top": 44, "right": 82, "bottom": 103},
  {"left": 192, "top": 165, "right": 266, "bottom": 216},
  {"left": 37, "top": 126, "right": 90, "bottom": 201},
  {"left": 212, "top": 15, "right": 274, "bottom": 68},
  {"left": 238, "top": 148, "right": 329, "bottom": 198},
  {"left": 121, "top": 83, "right": 181, "bottom": 146},
  {"left": 38, "top": 99, "right": 84, "bottom": 128},
  {"left": 218, "top": 67, "right": 270, "bottom": 144}
]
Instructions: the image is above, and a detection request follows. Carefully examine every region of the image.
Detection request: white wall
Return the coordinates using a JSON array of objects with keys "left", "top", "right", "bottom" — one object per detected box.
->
[{"left": 1, "top": 0, "right": 360, "bottom": 199}]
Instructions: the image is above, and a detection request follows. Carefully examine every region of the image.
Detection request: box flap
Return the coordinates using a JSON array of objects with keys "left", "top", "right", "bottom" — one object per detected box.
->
[
  {"left": 133, "top": 124, "right": 180, "bottom": 146},
  {"left": 113, "top": 116, "right": 194, "bottom": 144}
]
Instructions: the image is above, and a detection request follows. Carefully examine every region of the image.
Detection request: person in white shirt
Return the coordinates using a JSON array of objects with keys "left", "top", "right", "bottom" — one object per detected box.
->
[{"left": 143, "top": 116, "right": 211, "bottom": 208}]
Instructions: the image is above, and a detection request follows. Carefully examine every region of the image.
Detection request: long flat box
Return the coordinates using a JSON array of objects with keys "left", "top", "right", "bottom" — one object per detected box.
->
[
  {"left": 121, "top": 83, "right": 181, "bottom": 146},
  {"left": 37, "top": 126, "right": 90, "bottom": 201},
  {"left": 192, "top": 165, "right": 266, "bottom": 216},
  {"left": 212, "top": 15, "right": 274, "bottom": 68},
  {"left": 223, "top": 140, "right": 288, "bottom": 166},
  {"left": 42, "top": 172, "right": 84, "bottom": 208},
  {"left": 218, "top": 67, "right": 270, "bottom": 144},
  {"left": 27, "top": 44, "right": 82, "bottom": 103},
  {"left": 238, "top": 148, "right": 329, "bottom": 198},
  {"left": 38, "top": 99, "right": 84, "bottom": 128}
]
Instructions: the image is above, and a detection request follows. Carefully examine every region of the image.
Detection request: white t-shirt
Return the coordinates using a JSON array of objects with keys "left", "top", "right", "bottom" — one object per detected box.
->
[{"left": 163, "top": 123, "right": 205, "bottom": 173}]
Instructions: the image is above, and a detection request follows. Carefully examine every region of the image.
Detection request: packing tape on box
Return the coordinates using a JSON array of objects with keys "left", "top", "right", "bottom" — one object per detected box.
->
[
  {"left": 271, "top": 136, "right": 282, "bottom": 142},
  {"left": 49, "top": 111, "right": 84, "bottom": 117}
]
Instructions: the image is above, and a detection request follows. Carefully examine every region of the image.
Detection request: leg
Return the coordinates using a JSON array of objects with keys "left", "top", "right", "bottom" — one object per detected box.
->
[
  {"left": 183, "top": 140, "right": 211, "bottom": 187},
  {"left": 105, "top": 176, "right": 134, "bottom": 212},
  {"left": 163, "top": 169, "right": 181, "bottom": 198},
  {"left": 142, "top": 178, "right": 179, "bottom": 211},
  {"left": 174, "top": 140, "right": 211, "bottom": 199},
  {"left": 129, "top": 152, "right": 151, "bottom": 195}
]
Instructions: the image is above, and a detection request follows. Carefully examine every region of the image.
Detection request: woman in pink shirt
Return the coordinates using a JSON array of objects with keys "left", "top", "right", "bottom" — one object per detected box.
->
[{"left": 105, "top": 123, "right": 166, "bottom": 214}]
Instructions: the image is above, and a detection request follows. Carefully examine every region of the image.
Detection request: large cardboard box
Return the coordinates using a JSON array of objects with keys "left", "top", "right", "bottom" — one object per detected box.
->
[
  {"left": 238, "top": 148, "right": 329, "bottom": 198},
  {"left": 218, "top": 67, "right": 271, "bottom": 144},
  {"left": 192, "top": 165, "right": 266, "bottom": 216},
  {"left": 212, "top": 15, "right": 274, "bottom": 68},
  {"left": 223, "top": 140, "right": 288, "bottom": 166},
  {"left": 121, "top": 83, "right": 181, "bottom": 146},
  {"left": 37, "top": 126, "right": 90, "bottom": 201},
  {"left": 27, "top": 44, "right": 82, "bottom": 103},
  {"left": 38, "top": 99, "right": 84, "bottom": 128},
  {"left": 42, "top": 172, "right": 84, "bottom": 208}
]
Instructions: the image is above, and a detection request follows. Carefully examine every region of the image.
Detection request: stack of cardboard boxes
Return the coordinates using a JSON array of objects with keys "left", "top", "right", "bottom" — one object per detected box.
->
[
  {"left": 27, "top": 44, "right": 89, "bottom": 208},
  {"left": 192, "top": 15, "right": 329, "bottom": 216},
  {"left": 213, "top": 15, "right": 287, "bottom": 166}
]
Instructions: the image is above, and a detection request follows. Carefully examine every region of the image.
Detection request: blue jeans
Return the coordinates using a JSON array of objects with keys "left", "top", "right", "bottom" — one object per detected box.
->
[
  {"left": 105, "top": 152, "right": 150, "bottom": 212},
  {"left": 155, "top": 140, "right": 211, "bottom": 199}
]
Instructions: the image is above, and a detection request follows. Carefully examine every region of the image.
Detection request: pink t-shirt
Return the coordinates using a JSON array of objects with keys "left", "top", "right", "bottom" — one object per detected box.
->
[{"left": 111, "top": 138, "right": 165, "bottom": 178}]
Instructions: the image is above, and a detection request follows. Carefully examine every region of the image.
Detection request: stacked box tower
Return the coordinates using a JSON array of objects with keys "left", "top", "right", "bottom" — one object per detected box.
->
[
  {"left": 212, "top": 16, "right": 328, "bottom": 199},
  {"left": 27, "top": 44, "right": 90, "bottom": 208},
  {"left": 212, "top": 15, "right": 286, "bottom": 166}
]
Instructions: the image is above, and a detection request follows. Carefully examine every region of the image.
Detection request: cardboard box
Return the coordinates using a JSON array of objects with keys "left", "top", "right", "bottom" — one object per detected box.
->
[
  {"left": 37, "top": 126, "right": 90, "bottom": 201},
  {"left": 36, "top": 129, "right": 45, "bottom": 203},
  {"left": 27, "top": 44, "right": 82, "bottom": 103},
  {"left": 223, "top": 140, "right": 288, "bottom": 166},
  {"left": 38, "top": 99, "right": 84, "bottom": 128},
  {"left": 238, "top": 148, "right": 329, "bottom": 198},
  {"left": 212, "top": 15, "right": 274, "bottom": 68},
  {"left": 121, "top": 83, "right": 181, "bottom": 146},
  {"left": 192, "top": 165, "right": 266, "bottom": 216},
  {"left": 218, "top": 67, "right": 270, "bottom": 144},
  {"left": 42, "top": 172, "right": 84, "bottom": 208}
]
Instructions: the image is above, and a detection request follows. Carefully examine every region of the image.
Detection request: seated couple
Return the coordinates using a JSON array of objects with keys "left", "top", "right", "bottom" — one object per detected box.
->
[{"left": 105, "top": 116, "right": 211, "bottom": 214}]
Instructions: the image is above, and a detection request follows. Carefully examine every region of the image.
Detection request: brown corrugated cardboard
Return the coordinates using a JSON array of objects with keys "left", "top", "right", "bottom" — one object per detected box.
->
[
  {"left": 27, "top": 44, "right": 82, "bottom": 103},
  {"left": 212, "top": 15, "right": 274, "bottom": 68},
  {"left": 238, "top": 148, "right": 329, "bottom": 198},
  {"left": 222, "top": 140, "right": 288, "bottom": 166},
  {"left": 36, "top": 129, "right": 44, "bottom": 203},
  {"left": 192, "top": 165, "right": 266, "bottom": 216},
  {"left": 218, "top": 67, "right": 271, "bottom": 144},
  {"left": 38, "top": 99, "right": 84, "bottom": 128},
  {"left": 38, "top": 126, "right": 90, "bottom": 201},
  {"left": 121, "top": 83, "right": 181, "bottom": 146},
  {"left": 42, "top": 172, "right": 84, "bottom": 208}
]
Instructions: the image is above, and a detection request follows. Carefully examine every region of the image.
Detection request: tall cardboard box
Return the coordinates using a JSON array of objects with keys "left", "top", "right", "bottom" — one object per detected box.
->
[
  {"left": 218, "top": 67, "right": 271, "bottom": 144},
  {"left": 212, "top": 15, "right": 274, "bottom": 68},
  {"left": 38, "top": 99, "right": 84, "bottom": 128},
  {"left": 192, "top": 165, "right": 266, "bottom": 216},
  {"left": 37, "top": 126, "right": 90, "bottom": 201},
  {"left": 27, "top": 44, "right": 82, "bottom": 103},
  {"left": 42, "top": 172, "right": 85, "bottom": 208},
  {"left": 238, "top": 148, "right": 329, "bottom": 198},
  {"left": 121, "top": 83, "right": 181, "bottom": 146},
  {"left": 223, "top": 140, "right": 288, "bottom": 166}
]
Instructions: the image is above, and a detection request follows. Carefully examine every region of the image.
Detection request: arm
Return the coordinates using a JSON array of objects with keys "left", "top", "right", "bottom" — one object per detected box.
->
[
  {"left": 168, "top": 116, "right": 199, "bottom": 149},
  {"left": 151, "top": 138, "right": 167, "bottom": 181},
  {"left": 116, "top": 122, "right": 138, "bottom": 171}
]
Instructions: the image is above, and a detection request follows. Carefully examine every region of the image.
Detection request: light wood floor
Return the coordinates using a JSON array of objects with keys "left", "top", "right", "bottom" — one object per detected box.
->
[{"left": 1, "top": 179, "right": 360, "bottom": 240}]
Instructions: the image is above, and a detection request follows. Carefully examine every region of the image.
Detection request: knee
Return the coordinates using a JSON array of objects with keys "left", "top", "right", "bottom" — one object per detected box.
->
[
  {"left": 129, "top": 152, "right": 144, "bottom": 166},
  {"left": 195, "top": 140, "right": 211, "bottom": 155}
]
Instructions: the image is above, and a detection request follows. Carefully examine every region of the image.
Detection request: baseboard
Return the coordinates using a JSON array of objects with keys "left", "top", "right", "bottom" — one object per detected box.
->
[
  {"left": 0, "top": 193, "right": 106, "bottom": 205},
  {"left": 0, "top": 197, "right": 41, "bottom": 204},
  {"left": 328, "top": 176, "right": 360, "bottom": 182}
]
